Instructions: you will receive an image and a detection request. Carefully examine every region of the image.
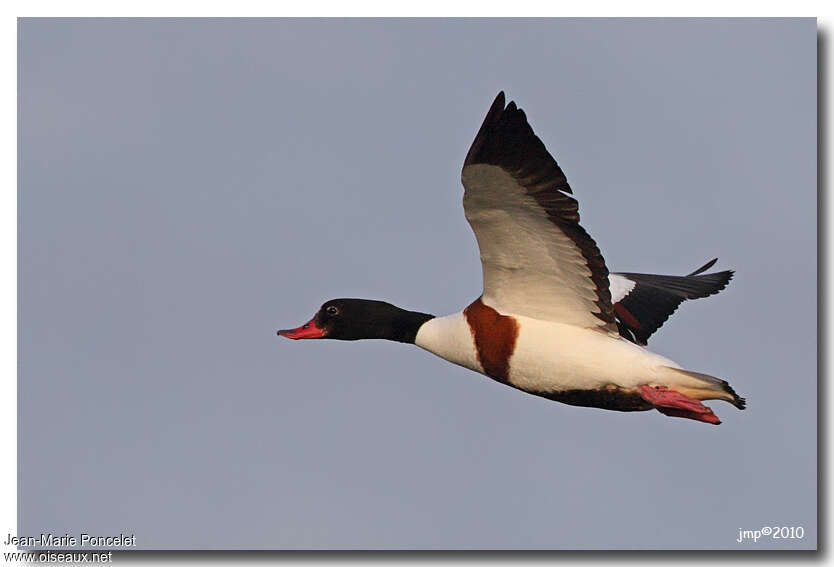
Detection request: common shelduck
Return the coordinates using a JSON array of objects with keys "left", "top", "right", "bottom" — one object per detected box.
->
[{"left": 278, "top": 92, "right": 745, "bottom": 425}]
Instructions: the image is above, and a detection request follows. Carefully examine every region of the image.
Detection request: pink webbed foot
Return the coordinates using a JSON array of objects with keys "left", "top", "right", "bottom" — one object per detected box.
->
[{"left": 637, "top": 385, "right": 721, "bottom": 425}]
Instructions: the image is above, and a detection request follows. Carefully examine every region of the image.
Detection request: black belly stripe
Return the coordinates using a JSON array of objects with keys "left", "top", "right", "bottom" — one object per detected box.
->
[{"left": 534, "top": 387, "right": 654, "bottom": 412}]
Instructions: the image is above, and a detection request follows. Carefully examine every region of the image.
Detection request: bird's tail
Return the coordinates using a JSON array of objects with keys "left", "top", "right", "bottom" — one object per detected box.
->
[
  {"left": 665, "top": 367, "right": 746, "bottom": 409},
  {"left": 636, "top": 367, "right": 746, "bottom": 425}
]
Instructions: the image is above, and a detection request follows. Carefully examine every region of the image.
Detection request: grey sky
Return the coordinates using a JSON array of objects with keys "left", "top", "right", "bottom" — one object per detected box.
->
[{"left": 19, "top": 18, "right": 816, "bottom": 549}]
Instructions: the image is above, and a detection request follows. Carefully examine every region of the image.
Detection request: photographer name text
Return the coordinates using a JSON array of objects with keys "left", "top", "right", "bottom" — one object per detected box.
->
[{"left": 5, "top": 533, "right": 136, "bottom": 547}]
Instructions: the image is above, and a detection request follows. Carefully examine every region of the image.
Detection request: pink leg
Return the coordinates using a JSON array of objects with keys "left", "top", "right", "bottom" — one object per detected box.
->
[{"left": 637, "top": 385, "right": 721, "bottom": 425}]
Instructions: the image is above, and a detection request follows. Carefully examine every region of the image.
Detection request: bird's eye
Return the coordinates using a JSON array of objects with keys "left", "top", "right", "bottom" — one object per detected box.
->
[{"left": 325, "top": 306, "right": 339, "bottom": 316}]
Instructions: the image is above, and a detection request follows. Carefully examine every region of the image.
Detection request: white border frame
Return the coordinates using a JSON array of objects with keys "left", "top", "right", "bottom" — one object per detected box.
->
[{"left": 4, "top": 4, "right": 829, "bottom": 566}]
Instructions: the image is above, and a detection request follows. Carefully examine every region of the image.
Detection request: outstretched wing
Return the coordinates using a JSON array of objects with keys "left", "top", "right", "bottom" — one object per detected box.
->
[
  {"left": 461, "top": 92, "right": 616, "bottom": 333},
  {"left": 610, "top": 259, "right": 735, "bottom": 345}
]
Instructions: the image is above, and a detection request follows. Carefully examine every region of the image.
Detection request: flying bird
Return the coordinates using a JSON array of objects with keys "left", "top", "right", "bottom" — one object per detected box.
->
[{"left": 278, "top": 92, "right": 744, "bottom": 425}]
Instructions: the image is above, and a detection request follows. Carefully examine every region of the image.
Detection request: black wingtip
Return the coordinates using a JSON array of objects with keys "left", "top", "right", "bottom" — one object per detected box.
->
[
  {"left": 687, "top": 258, "right": 719, "bottom": 276},
  {"left": 489, "top": 92, "right": 506, "bottom": 115},
  {"left": 464, "top": 92, "right": 508, "bottom": 167},
  {"left": 491, "top": 91, "right": 506, "bottom": 113}
]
